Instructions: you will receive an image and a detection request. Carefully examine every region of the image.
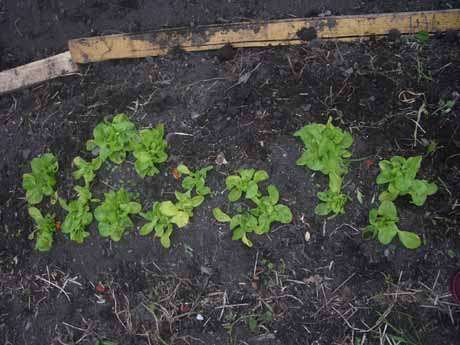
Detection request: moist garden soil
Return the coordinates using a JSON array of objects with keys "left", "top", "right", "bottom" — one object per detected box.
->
[{"left": 1, "top": 2, "right": 460, "bottom": 345}]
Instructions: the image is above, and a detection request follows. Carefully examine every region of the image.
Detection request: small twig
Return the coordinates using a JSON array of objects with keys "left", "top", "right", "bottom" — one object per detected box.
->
[
  {"left": 253, "top": 251, "right": 259, "bottom": 278},
  {"left": 215, "top": 303, "right": 250, "bottom": 309},
  {"left": 35, "top": 275, "right": 71, "bottom": 302},
  {"left": 413, "top": 102, "right": 427, "bottom": 147}
]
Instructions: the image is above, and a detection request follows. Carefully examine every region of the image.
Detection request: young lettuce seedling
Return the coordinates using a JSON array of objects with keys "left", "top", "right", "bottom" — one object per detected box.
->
[
  {"left": 73, "top": 156, "right": 103, "bottom": 186},
  {"left": 94, "top": 188, "right": 141, "bottom": 241},
  {"left": 86, "top": 114, "right": 137, "bottom": 164},
  {"left": 225, "top": 168, "right": 269, "bottom": 202},
  {"left": 315, "top": 173, "right": 349, "bottom": 216},
  {"left": 140, "top": 202, "right": 174, "bottom": 248},
  {"left": 132, "top": 124, "right": 168, "bottom": 178},
  {"left": 365, "top": 200, "right": 421, "bottom": 249},
  {"left": 28, "top": 207, "right": 56, "bottom": 251},
  {"left": 294, "top": 117, "right": 353, "bottom": 216},
  {"left": 213, "top": 208, "right": 258, "bottom": 247},
  {"left": 140, "top": 192, "right": 204, "bottom": 248},
  {"left": 214, "top": 174, "right": 292, "bottom": 247},
  {"left": 177, "top": 164, "right": 213, "bottom": 196},
  {"left": 366, "top": 155, "right": 437, "bottom": 249},
  {"left": 160, "top": 191, "right": 204, "bottom": 228},
  {"left": 376, "top": 156, "right": 437, "bottom": 206},
  {"left": 22, "top": 153, "right": 59, "bottom": 205},
  {"left": 140, "top": 165, "right": 211, "bottom": 248},
  {"left": 249, "top": 185, "right": 293, "bottom": 234},
  {"left": 294, "top": 118, "right": 352, "bottom": 176},
  {"left": 59, "top": 186, "right": 94, "bottom": 243}
]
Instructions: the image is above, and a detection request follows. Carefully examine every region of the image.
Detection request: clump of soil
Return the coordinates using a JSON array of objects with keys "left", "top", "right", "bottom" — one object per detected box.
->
[{"left": 297, "top": 27, "right": 317, "bottom": 41}]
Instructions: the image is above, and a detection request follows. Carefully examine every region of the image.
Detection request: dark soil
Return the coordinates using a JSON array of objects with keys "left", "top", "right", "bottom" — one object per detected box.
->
[{"left": 1, "top": 2, "right": 460, "bottom": 345}]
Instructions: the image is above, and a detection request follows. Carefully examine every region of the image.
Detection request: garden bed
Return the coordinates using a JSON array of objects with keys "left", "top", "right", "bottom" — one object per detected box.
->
[{"left": 1, "top": 3, "right": 460, "bottom": 345}]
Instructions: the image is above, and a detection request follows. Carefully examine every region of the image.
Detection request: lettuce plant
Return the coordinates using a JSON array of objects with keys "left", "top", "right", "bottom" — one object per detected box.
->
[
  {"left": 132, "top": 124, "right": 168, "bottom": 178},
  {"left": 294, "top": 117, "right": 353, "bottom": 216},
  {"left": 86, "top": 114, "right": 137, "bottom": 164},
  {"left": 140, "top": 192, "right": 204, "bottom": 248},
  {"left": 377, "top": 156, "right": 437, "bottom": 206},
  {"left": 140, "top": 165, "right": 211, "bottom": 248},
  {"left": 214, "top": 173, "right": 292, "bottom": 247},
  {"left": 59, "top": 186, "right": 93, "bottom": 243},
  {"left": 94, "top": 188, "right": 141, "bottom": 241},
  {"left": 73, "top": 156, "right": 103, "bottom": 186},
  {"left": 140, "top": 202, "right": 174, "bottom": 248},
  {"left": 225, "top": 169, "right": 269, "bottom": 202},
  {"left": 249, "top": 185, "right": 293, "bottom": 233},
  {"left": 365, "top": 200, "right": 421, "bottom": 249},
  {"left": 294, "top": 118, "right": 352, "bottom": 176},
  {"left": 160, "top": 191, "right": 204, "bottom": 227},
  {"left": 315, "top": 173, "right": 349, "bottom": 216},
  {"left": 214, "top": 209, "right": 258, "bottom": 247},
  {"left": 177, "top": 164, "right": 213, "bottom": 196},
  {"left": 366, "top": 155, "right": 437, "bottom": 249},
  {"left": 22, "top": 153, "right": 59, "bottom": 205},
  {"left": 28, "top": 207, "right": 55, "bottom": 251}
]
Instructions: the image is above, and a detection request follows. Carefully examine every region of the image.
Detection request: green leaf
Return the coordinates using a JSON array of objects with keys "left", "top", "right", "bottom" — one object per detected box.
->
[
  {"left": 177, "top": 164, "right": 191, "bottom": 175},
  {"left": 230, "top": 215, "right": 242, "bottom": 230},
  {"left": 196, "top": 185, "right": 211, "bottom": 196},
  {"left": 328, "top": 172, "right": 342, "bottom": 193},
  {"left": 415, "top": 31, "right": 429, "bottom": 44},
  {"left": 28, "top": 207, "right": 43, "bottom": 222},
  {"left": 274, "top": 205, "right": 292, "bottom": 223},
  {"left": 191, "top": 195, "right": 204, "bottom": 207},
  {"left": 26, "top": 189, "right": 43, "bottom": 205},
  {"left": 182, "top": 176, "right": 195, "bottom": 190},
  {"left": 140, "top": 222, "right": 155, "bottom": 236},
  {"left": 239, "top": 168, "right": 255, "bottom": 180},
  {"left": 246, "top": 181, "right": 259, "bottom": 199},
  {"left": 356, "top": 189, "right": 364, "bottom": 204},
  {"left": 378, "top": 201, "right": 398, "bottom": 220},
  {"left": 228, "top": 188, "right": 242, "bottom": 202},
  {"left": 253, "top": 170, "right": 269, "bottom": 183},
  {"left": 171, "top": 211, "right": 189, "bottom": 228},
  {"left": 121, "top": 202, "right": 142, "bottom": 214},
  {"left": 267, "top": 185, "right": 279, "bottom": 204},
  {"left": 368, "top": 208, "right": 378, "bottom": 224},
  {"left": 377, "top": 223, "right": 398, "bottom": 245},
  {"left": 225, "top": 175, "right": 241, "bottom": 189},
  {"left": 22, "top": 174, "right": 36, "bottom": 190},
  {"left": 232, "top": 227, "right": 245, "bottom": 240},
  {"left": 160, "top": 201, "right": 179, "bottom": 216},
  {"left": 160, "top": 233, "right": 171, "bottom": 248},
  {"left": 35, "top": 231, "right": 54, "bottom": 252},
  {"left": 248, "top": 317, "right": 258, "bottom": 331},
  {"left": 315, "top": 202, "right": 330, "bottom": 216},
  {"left": 398, "top": 231, "right": 421, "bottom": 249},
  {"left": 213, "top": 208, "right": 232, "bottom": 223}
]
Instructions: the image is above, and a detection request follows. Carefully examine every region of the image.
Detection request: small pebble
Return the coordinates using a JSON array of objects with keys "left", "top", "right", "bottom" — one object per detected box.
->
[
  {"left": 215, "top": 152, "right": 228, "bottom": 166},
  {"left": 191, "top": 111, "right": 201, "bottom": 120}
]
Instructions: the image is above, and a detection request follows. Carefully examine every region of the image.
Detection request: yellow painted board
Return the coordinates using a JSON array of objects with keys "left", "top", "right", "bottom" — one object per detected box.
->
[{"left": 69, "top": 9, "right": 460, "bottom": 63}]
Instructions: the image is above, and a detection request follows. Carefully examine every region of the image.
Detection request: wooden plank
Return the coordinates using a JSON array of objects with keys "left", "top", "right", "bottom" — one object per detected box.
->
[
  {"left": 69, "top": 9, "right": 460, "bottom": 63},
  {"left": 0, "top": 52, "right": 79, "bottom": 95}
]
